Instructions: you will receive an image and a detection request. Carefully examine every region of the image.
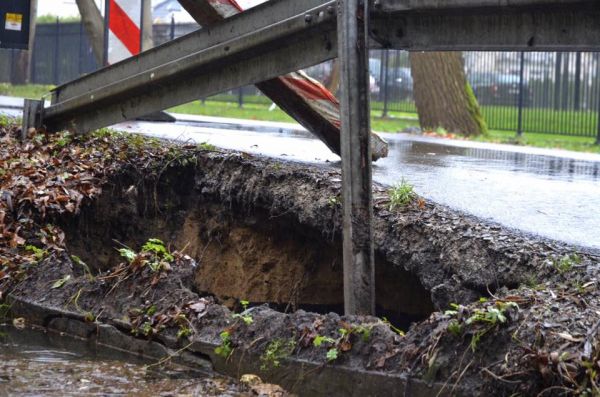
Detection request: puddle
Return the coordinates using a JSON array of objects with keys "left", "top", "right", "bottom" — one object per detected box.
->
[{"left": 0, "top": 325, "right": 244, "bottom": 396}]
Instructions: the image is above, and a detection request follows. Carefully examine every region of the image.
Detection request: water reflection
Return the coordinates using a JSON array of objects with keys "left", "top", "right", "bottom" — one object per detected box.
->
[
  {"left": 385, "top": 139, "right": 600, "bottom": 182},
  {"left": 0, "top": 325, "right": 243, "bottom": 396}
]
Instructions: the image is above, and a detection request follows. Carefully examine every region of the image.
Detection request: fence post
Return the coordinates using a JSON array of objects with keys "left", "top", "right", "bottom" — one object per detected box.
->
[
  {"left": 78, "top": 21, "right": 84, "bottom": 76},
  {"left": 597, "top": 57, "right": 600, "bottom": 145},
  {"left": 338, "top": 0, "right": 375, "bottom": 316},
  {"left": 237, "top": 88, "right": 244, "bottom": 108},
  {"left": 382, "top": 49, "right": 390, "bottom": 117},
  {"left": 517, "top": 51, "right": 525, "bottom": 137},
  {"left": 53, "top": 18, "right": 60, "bottom": 85},
  {"left": 170, "top": 15, "right": 175, "bottom": 41},
  {"left": 574, "top": 52, "right": 582, "bottom": 111},
  {"left": 103, "top": 0, "right": 110, "bottom": 66},
  {"left": 554, "top": 52, "right": 562, "bottom": 110}
]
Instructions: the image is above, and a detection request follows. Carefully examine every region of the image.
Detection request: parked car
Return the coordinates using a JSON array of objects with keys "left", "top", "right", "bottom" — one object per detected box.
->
[
  {"left": 468, "top": 72, "right": 532, "bottom": 106},
  {"left": 369, "top": 58, "right": 413, "bottom": 100}
]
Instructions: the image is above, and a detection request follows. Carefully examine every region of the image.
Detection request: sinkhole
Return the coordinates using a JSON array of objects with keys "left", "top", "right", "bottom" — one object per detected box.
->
[{"left": 59, "top": 166, "right": 434, "bottom": 330}]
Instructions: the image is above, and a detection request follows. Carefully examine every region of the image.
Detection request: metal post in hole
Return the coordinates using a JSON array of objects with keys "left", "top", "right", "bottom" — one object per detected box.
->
[
  {"left": 338, "top": 0, "right": 375, "bottom": 316},
  {"left": 103, "top": 0, "right": 110, "bottom": 66},
  {"left": 22, "top": 99, "right": 43, "bottom": 140},
  {"left": 517, "top": 51, "right": 525, "bottom": 137}
]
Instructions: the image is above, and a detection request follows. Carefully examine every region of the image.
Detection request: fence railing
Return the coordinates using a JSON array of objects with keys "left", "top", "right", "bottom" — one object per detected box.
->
[{"left": 0, "top": 20, "right": 599, "bottom": 141}]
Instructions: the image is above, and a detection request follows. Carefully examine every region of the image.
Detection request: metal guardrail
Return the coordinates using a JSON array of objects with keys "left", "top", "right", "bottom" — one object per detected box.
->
[{"left": 21, "top": 0, "right": 600, "bottom": 315}]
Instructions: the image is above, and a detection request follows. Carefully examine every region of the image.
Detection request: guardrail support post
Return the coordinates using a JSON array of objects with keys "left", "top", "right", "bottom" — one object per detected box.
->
[
  {"left": 338, "top": 0, "right": 375, "bottom": 315},
  {"left": 22, "top": 99, "right": 43, "bottom": 140}
]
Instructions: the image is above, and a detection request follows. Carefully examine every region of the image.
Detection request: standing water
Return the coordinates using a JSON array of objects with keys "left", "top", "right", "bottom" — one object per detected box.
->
[{"left": 0, "top": 325, "right": 244, "bottom": 396}]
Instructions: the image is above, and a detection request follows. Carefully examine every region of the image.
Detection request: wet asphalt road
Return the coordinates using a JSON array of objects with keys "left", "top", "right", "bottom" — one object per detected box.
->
[
  {"left": 2, "top": 102, "right": 599, "bottom": 250},
  {"left": 117, "top": 117, "right": 600, "bottom": 250}
]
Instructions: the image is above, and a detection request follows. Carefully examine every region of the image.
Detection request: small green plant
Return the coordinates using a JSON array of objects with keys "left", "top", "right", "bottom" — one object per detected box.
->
[
  {"left": 326, "top": 348, "right": 339, "bottom": 361},
  {"left": 260, "top": 339, "right": 296, "bottom": 371},
  {"left": 0, "top": 114, "right": 10, "bottom": 127},
  {"left": 215, "top": 331, "right": 233, "bottom": 359},
  {"left": 327, "top": 196, "right": 341, "bottom": 208},
  {"left": 388, "top": 179, "right": 416, "bottom": 210},
  {"left": 198, "top": 142, "right": 217, "bottom": 151},
  {"left": 55, "top": 132, "right": 73, "bottom": 148},
  {"left": 142, "top": 238, "right": 174, "bottom": 262},
  {"left": 382, "top": 317, "right": 405, "bottom": 336},
  {"left": 25, "top": 245, "right": 46, "bottom": 262},
  {"left": 118, "top": 247, "right": 136, "bottom": 263},
  {"left": 71, "top": 255, "right": 94, "bottom": 280},
  {"left": 354, "top": 325, "right": 372, "bottom": 342},
  {"left": 177, "top": 326, "right": 193, "bottom": 339},
  {"left": 447, "top": 320, "right": 463, "bottom": 336},
  {"left": 232, "top": 300, "right": 253, "bottom": 325},
  {"left": 118, "top": 238, "right": 174, "bottom": 273},
  {"left": 552, "top": 253, "right": 581, "bottom": 274},
  {"left": 51, "top": 274, "right": 71, "bottom": 289},
  {"left": 313, "top": 335, "right": 335, "bottom": 347}
]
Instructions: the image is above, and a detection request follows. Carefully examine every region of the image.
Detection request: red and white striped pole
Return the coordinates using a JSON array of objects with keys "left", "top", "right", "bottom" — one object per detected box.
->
[{"left": 103, "top": 0, "right": 142, "bottom": 65}]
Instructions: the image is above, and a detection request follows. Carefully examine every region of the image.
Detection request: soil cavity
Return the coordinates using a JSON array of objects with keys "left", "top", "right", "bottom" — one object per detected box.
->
[{"left": 62, "top": 170, "right": 434, "bottom": 329}]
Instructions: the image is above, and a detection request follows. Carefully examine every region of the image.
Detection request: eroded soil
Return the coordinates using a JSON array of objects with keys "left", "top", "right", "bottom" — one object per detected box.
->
[{"left": 1, "top": 123, "right": 600, "bottom": 396}]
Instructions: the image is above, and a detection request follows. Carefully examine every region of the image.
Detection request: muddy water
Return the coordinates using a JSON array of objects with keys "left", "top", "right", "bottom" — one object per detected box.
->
[
  {"left": 0, "top": 325, "right": 244, "bottom": 396},
  {"left": 120, "top": 120, "right": 600, "bottom": 250}
]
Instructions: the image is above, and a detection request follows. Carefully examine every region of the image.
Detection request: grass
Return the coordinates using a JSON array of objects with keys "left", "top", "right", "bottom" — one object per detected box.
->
[
  {"left": 476, "top": 129, "right": 600, "bottom": 153},
  {"left": 170, "top": 100, "right": 416, "bottom": 133},
  {"left": 1, "top": 84, "right": 598, "bottom": 153},
  {"left": 388, "top": 180, "right": 416, "bottom": 210},
  {"left": 0, "top": 83, "right": 55, "bottom": 99}
]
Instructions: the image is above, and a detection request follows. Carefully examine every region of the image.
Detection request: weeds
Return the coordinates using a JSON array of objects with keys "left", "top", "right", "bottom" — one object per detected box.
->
[
  {"left": 445, "top": 301, "right": 519, "bottom": 351},
  {"left": 388, "top": 179, "right": 416, "bottom": 210},
  {"left": 382, "top": 317, "right": 405, "bottom": 336},
  {"left": 327, "top": 195, "right": 341, "bottom": 208},
  {"left": 197, "top": 142, "right": 217, "bottom": 152},
  {"left": 553, "top": 253, "right": 582, "bottom": 274},
  {"left": 25, "top": 245, "right": 46, "bottom": 262},
  {"left": 232, "top": 300, "right": 253, "bottom": 325},
  {"left": 215, "top": 331, "right": 233, "bottom": 359},
  {"left": 313, "top": 323, "right": 374, "bottom": 362},
  {"left": 117, "top": 238, "right": 174, "bottom": 273},
  {"left": 260, "top": 338, "right": 296, "bottom": 371}
]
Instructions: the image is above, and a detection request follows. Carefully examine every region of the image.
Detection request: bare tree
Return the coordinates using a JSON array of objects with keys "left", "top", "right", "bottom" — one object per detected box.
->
[
  {"left": 410, "top": 52, "right": 487, "bottom": 137},
  {"left": 75, "top": 0, "right": 105, "bottom": 64}
]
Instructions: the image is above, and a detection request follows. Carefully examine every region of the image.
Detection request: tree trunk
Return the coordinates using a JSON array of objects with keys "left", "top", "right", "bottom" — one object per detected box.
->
[
  {"left": 409, "top": 52, "right": 487, "bottom": 137},
  {"left": 141, "top": 0, "right": 153, "bottom": 51},
  {"left": 75, "top": 0, "right": 104, "bottom": 65},
  {"left": 12, "top": 0, "right": 38, "bottom": 84}
]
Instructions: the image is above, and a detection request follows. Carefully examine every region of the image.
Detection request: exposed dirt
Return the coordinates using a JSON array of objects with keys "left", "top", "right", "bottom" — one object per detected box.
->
[{"left": 1, "top": 123, "right": 600, "bottom": 396}]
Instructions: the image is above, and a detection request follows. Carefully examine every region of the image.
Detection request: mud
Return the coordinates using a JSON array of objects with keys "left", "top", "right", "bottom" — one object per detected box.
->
[{"left": 3, "top": 134, "right": 600, "bottom": 396}]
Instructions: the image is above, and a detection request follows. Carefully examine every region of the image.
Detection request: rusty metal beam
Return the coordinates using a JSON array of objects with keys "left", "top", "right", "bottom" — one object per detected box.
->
[{"left": 339, "top": 0, "right": 375, "bottom": 315}]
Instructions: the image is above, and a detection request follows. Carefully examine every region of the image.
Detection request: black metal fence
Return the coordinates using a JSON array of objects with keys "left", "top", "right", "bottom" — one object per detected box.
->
[{"left": 0, "top": 20, "right": 599, "bottom": 140}]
